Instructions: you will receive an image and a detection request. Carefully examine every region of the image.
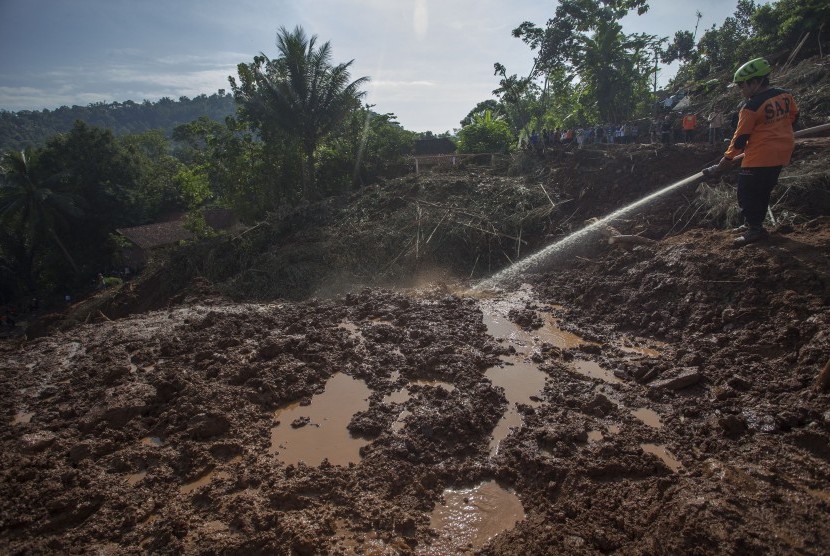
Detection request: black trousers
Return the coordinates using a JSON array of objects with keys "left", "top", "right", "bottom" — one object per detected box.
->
[{"left": 737, "top": 166, "right": 782, "bottom": 227}]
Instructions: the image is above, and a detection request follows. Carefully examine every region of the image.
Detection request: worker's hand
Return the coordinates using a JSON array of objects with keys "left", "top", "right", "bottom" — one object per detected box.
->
[{"left": 715, "top": 156, "right": 734, "bottom": 173}]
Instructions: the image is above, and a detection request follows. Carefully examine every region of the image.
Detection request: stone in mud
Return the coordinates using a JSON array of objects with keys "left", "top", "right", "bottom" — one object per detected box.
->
[
  {"left": 650, "top": 368, "right": 701, "bottom": 390},
  {"left": 584, "top": 393, "right": 614, "bottom": 417},
  {"left": 290, "top": 416, "right": 311, "bottom": 429},
  {"left": 719, "top": 414, "right": 748, "bottom": 438},
  {"left": 188, "top": 413, "right": 231, "bottom": 439},
  {"left": 21, "top": 431, "right": 56, "bottom": 452}
]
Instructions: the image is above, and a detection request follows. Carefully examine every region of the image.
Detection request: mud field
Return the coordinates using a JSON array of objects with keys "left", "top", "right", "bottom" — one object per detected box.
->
[
  {"left": 3, "top": 137, "right": 830, "bottom": 553},
  {"left": 3, "top": 219, "right": 830, "bottom": 554}
]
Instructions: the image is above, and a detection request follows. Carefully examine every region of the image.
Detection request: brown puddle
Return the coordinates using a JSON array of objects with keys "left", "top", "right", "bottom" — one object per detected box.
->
[
  {"left": 180, "top": 469, "right": 232, "bottom": 495},
  {"left": 269, "top": 372, "right": 371, "bottom": 466},
  {"left": 587, "top": 430, "right": 604, "bottom": 442},
  {"left": 539, "top": 313, "right": 590, "bottom": 350},
  {"left": 641, "top": 443, "right": 682, "bottom": 472},
  {"left": 480, "top": 293, "right": 552, "bottom": 455},
  {"left": 391, "top": 409, "right": 412, "bottom": 433},
  {"left": 141, "top": 436, "right": 164, "bottom": 447},
  {"left": 632, "top": 407, "right": 663, "bottom": 429},
  {"left": 126, "top": 470, "right": 147, "bottom": 486},
  {"left": 420, "top": 481, "right": 525, "bottom": 555},
  {"left": 571, "top": 359, "right": 622, "bottom": 384}
]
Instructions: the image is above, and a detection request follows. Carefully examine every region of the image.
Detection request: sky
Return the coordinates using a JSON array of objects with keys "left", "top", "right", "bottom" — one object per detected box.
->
[{"left": 0, "top": 0, "right": 767, "bottom": 133}]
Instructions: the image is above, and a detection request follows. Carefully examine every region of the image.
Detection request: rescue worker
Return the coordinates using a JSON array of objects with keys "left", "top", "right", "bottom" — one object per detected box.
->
[{"left": 714, "top": 57, "right": 799, "bottom": 246}]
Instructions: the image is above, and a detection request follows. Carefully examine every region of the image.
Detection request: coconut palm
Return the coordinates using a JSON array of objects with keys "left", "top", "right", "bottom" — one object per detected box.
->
[
  {"left": 0, "top": 149, "right": 83, "bottom": 279},
  {"left": 234, "top": 26, "right": 369, "bottom": 199}
]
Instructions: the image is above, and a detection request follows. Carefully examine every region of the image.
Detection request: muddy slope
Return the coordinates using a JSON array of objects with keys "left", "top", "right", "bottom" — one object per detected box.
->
[{"left": 4, "top": 212, "right": 830, "bottom": 554}]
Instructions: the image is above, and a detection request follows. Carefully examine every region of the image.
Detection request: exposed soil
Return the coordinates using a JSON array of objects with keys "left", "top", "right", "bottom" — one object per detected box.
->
[{"left": 3, "top": 61, "right": 830, "bottom": 553}]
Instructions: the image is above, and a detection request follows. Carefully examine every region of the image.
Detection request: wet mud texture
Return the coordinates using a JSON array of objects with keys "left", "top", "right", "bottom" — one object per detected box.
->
[
  {"left": 3, "top": 289, "right": 513, "bottom": 554},
  {"left": 4, "top": 213, "right": 830, "bottom": 554}
]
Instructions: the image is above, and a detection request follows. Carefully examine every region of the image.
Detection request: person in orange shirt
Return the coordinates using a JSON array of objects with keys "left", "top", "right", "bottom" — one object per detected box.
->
[
  {"left": 715, "top": 57, "right": 799, "bottom": 246},
  {"left": 681, "top": 113, "right": 697, "bottom": 143}
]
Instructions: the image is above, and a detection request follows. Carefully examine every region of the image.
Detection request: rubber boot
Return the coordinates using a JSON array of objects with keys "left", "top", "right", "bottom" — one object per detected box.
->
[{"left": 733, "top": 225, "right": 767, "bottom": 247}]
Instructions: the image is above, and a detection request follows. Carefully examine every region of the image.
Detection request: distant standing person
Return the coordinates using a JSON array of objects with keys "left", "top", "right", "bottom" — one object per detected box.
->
[
  {"left": 660, "top": 115, "right": 673, "bottom": 145},
  {"left": 714, "top": 58, "right": 799, "bottom": 246},
  {"left": 708, "top": 109, "right": 724, "bottom": 145},
  {"left": 681, "top": 113, "right": 697, "bottom": 143}
]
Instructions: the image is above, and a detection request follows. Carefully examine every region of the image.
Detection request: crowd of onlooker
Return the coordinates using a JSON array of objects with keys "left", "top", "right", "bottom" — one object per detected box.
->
[{"left": 522, "top": 109, "right": 736, "bottom": 153}]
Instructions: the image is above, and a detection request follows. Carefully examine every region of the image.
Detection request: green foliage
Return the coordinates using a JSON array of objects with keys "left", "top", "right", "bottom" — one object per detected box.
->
[
  {"left": 0, "top": 148, "right": 85, "bottom": 294},
  {"left": 102, "top": 276, "right": 123, "bottom": 287},
  {"left": 671, "top": 0, "right": 828, "bottom": 88},
  {"left": 749, "top": 0, "right": 830, "bottom": 58},
  {"left": 0, "top": 92, "right": 235, "bottom": 153},
  {"left": 461, "top": 100, "right": 502, "bottom": 127},
  {"left": 183, "top": 211, "right": 216, "bottom": 239},
  {"left": 316, "top": 108, "right": 416, "bottom": 194},
  {"left": 457, "top": 111, "right": 515, "bottom": 154},
  {"left": 501, "top": 0, "right": 658, "bottom": 125},
  {"left": 173, "top": 166, "right": 212, "bottom": 208},
  {"left": 230, "top": 26, "right": 369, "bottom": 200}
]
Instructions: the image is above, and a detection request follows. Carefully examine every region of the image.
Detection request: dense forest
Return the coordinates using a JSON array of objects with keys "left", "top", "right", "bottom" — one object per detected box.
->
[
  {"left": 0, "top": 92, "right": 236, "bottom": 153},
  {"left": 0, "top": 0, "right": 827, "bottom": 307}
]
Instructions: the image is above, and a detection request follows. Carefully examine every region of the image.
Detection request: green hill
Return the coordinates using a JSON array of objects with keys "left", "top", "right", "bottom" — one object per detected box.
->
[{"left": 0, "top": 91, "right": 235, "bottom": 152}]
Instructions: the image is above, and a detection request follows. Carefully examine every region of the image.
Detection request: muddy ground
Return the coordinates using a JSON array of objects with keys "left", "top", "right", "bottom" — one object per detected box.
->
[{"left": 3, "top": 133, "right": 830, "bottom": 553}]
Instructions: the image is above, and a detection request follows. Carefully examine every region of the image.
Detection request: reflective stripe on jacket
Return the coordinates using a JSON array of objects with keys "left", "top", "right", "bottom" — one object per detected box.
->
[{"left": 725, "top": 88, "right": 799, "bottom": 167}]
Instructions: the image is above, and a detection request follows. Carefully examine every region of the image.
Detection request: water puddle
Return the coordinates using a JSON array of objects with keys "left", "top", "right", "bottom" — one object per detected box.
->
[
  {"left": 126, "top": 470, "right": 147, "bottom": 486},
  {"left": 641, "top": 443, "right": 682, "bottom": 472},
  {"left": 587, "top": 430, "right": 604, "bottom": 442},
  {"left": 180, "top": 469, "right": 232, "bottom": 495},
  {"left": 12, "top": 411, "right": 34, "bottom": 424},
  {"left": 420, "top": 481, "right": 524, "bottom": 555},
  {"left": 480, "top": 293, "right": 552, "bottom": 455},
  {"left": 538, "top": 313, "right": 589, "bottom": 350},
  {"left": 607, "top": 424, "right": 622, "bottom": 434},
  {"left": 486, "top": 356, "right": 546, "bottom": 454},
  {"left": 269, "top": 372, "right": 371, "bottom": 466},
  {"left": 632, "top": 407, "right": 663, "bottom": 429},
  {"left": 571, "top": 359, "right": 622, "bottom": 384},
  {"left": 391, "top": 410, "right": 412, "bottom": 433}
]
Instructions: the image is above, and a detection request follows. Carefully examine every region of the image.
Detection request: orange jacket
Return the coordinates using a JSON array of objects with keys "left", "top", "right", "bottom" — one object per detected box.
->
[
  {"left": 682, "top": 114, "right": 697, "bottom": 130},
  {"left": 725, "top": 87, "right": 799, "bottom": 167}
]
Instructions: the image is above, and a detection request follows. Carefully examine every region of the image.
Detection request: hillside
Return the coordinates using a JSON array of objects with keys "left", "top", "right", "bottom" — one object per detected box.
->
[
  {"left": 2, "top": 58, "right": 830, "bottom": 554},
  {"left": 0, "top": 92, "right": 235, "bottom": 152}
]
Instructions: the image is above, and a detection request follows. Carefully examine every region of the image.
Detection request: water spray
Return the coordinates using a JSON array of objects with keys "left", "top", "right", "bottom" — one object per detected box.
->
[{"left": 475, "top": 122, "right": 830, "bottom": 290}]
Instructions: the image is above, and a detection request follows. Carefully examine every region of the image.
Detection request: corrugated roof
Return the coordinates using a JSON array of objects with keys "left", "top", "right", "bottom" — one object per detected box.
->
[
  {"left": 116, "top": 208, "right": 239, "bottom": 250},
  {"left": 116, "top": 220, "right": 194, "bottom": 250}
]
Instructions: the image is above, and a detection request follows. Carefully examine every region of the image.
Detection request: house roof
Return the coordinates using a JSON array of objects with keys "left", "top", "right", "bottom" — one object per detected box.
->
[
  {"left": 116, "top": 220, "right": 194, "bottom": 250},
  {"left": 116, "top": 208, "right": 239, "bottom": 250}
]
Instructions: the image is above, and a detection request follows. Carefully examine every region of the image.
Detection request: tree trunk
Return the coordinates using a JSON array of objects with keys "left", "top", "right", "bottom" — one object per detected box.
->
[{"left": 50, "top": 229, "right": 80, "bottom": 274}]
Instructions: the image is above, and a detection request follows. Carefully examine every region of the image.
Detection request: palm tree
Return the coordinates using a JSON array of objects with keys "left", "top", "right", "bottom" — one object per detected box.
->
[
  {"left": 235, "top": 26, "right": 369, "bottom": 199},
  {"left": 0, "top": 149, "right": 83, "bottom": 281}
]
